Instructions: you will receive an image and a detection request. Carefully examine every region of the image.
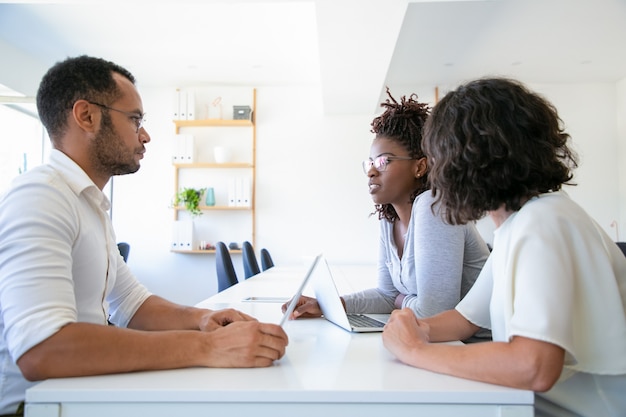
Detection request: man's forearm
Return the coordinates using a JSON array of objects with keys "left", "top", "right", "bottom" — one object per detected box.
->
[
  {"left": 127, "top": 295, "right": 208, "bottom": 331},
  {"left": 16, "top": 322, "right": 204, "bottom": 380},
  {"left": 17, "top": 319, "right": 288, "bottom": 381}
]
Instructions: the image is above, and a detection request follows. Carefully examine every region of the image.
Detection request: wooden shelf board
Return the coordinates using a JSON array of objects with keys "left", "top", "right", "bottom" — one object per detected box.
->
[
  {"left": 170, "top": 249, "right": 243, "bottom": 254},
  {"left": 173, "top": 163, "right": 253, "bottom": 169}
]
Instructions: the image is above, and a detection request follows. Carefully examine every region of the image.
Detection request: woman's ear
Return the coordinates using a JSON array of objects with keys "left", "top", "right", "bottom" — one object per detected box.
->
[
  {"left": 415, "top": 156, "right": 428, "bottom": 178},
  {"left": 72, "top": 100, "right": 99, "bottom": 133}
]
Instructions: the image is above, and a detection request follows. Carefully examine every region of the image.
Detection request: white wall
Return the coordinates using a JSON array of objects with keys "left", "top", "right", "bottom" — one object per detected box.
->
[
  {"left": 111, "top": 81, "right": 625, "bottom": 306},
  {"left": 112, "top": 85, "right": 378, "bottom": 305},
  {"left": 534, "top": 83, "right": 621, "bottom": 241},
  {"left": 617, "top": 78, "right": 626, "bottom": 241}
]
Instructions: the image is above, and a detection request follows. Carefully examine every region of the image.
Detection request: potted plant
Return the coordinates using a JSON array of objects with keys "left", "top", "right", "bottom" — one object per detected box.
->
[{"left": 174, "top": 187, "right": 206, "bottom": 217}]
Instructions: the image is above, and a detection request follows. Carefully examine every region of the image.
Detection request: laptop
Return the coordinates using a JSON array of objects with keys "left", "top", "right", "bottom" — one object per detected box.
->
[
  {"left": 279, "top": 254, "right": 322, "bottom": 327},
  {"left": 311, "top": 256, "right": 389, "bottom": 333}
]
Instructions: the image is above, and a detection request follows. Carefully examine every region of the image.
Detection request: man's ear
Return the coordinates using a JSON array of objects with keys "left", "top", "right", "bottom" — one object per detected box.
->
[
  {"left": 415, "top": 156, "right": 428, "bottom": 178},
  {"left": 72, "top": 100, "right": 99, "bottom": 133}
]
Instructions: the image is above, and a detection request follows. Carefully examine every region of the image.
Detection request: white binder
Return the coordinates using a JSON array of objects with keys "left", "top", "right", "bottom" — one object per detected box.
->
[
  {"left": 178, "top": 90, "right": 187, "bottom": 121},
  {"left": 241, "top": 177, "right": 251, "bottom": 207},
  {"left": 172, "top": 90, "right": 181, "bottom": 120},
  {"left": 228, "top": 178, "right": 237, "bottom": 207},
  {"left": 235, "top": 178, "right": 243, "bottom": 207},
  {"left": 186, "top": 90, "right": 195, "bottom": 120},
  {"left": 182, "top": 135, "right": 195, "bottom": 164}
]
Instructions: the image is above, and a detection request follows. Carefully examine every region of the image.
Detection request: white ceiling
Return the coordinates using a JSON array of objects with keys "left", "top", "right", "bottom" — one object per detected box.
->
[{"left": 1, "top": 0, "right": 626, "bottom": 114}]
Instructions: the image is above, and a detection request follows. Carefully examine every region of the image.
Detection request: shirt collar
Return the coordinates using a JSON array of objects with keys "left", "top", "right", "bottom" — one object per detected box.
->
[{"left": 48, "top": 149, "right": 111, "bottom": 211}]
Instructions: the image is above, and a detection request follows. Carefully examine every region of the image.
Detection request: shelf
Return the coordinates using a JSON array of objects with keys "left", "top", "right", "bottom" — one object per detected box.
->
[
  {"left": 173, "top": 205, "right": 252, "bottom": 212},
  {"left": 171, "top": 249, "right": 243, "bottom": 254},
  {"left": 174, "top": 119, "right": 252, "bottom": 133},
  {"left": 173, "top": 162, "right": 253, "bottom": 169},
  {"left": 172, "top": 88, "right": 256, "bottom": 254}
]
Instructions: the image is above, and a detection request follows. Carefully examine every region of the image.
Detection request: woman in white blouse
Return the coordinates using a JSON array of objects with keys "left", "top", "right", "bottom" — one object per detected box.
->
[{"left": 381, "top": 77, "right": 626, "bottom": 417}]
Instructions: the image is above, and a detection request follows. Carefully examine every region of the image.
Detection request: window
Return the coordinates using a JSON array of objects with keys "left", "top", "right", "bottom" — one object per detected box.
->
[{"left": 0, "top": 84, "right": 49, "bottom": 192}]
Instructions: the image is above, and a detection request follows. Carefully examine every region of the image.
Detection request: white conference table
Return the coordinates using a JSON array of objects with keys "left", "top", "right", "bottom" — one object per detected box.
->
[{"left": 25, "top": 264, "right": 533, "bottom": 417}]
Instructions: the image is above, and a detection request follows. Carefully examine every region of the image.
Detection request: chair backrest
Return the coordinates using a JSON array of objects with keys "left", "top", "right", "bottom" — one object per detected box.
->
[
  {"left": 616, "top": 242, "right": 626, "bottom": 257},
  {"left": 242, "top": 241, "right": 261, "bottom": 279},
  {"left": 215, "top": 242, "right": 239, "bottom": 292},
  {"left": 117, "top": 242, "right": 130, "bottom": 263},
  {"left": 260, "top": 248, "right": 274, "bottom": 271}
]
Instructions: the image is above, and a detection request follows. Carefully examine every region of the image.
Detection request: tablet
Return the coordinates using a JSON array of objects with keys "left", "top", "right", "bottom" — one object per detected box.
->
[{"left": 279, "top": 254, "right": 322, "bottom": 327}]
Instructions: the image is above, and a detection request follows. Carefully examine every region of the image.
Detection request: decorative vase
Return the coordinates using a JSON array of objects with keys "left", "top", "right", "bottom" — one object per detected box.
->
[
  {"left": 205, "top": 187, "right": 215, "bottom": 206},
  {"left": 214, "top": 146, "right": 231, "bottom": 164}
]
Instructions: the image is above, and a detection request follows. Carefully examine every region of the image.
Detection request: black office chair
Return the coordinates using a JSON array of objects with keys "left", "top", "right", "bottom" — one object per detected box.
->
[
  {"left": 242, "top": 241, "right": 261, "bottom": 279},
  {"left": 260, "top": 248, "right": 274, "bottom": 271},
  {"left": 117, "top": 242, "right": 130, "bottom": 263},
  {"left": 615, "top": 242, "right": 626, "bottom": 257},
  {"left": 215, "top": 242, "right": 239, "bottom": 292}
]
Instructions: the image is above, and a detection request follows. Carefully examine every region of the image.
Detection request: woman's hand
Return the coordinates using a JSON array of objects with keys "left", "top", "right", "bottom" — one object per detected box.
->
[
  {"left": 281, "top": 295, "right": 323, "bottom": 319},
  {"left": 394, "top": 293, "right": 406, "bottom": 309},
  {"left": 382, "top": 308, "right": 430, "bottom": 366}
]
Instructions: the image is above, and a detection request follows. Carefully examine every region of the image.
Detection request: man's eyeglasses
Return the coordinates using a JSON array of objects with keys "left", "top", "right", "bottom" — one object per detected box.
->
[
  {"left": 87, "top": 101, "right": 146, "bottom": 133},
  {"left": 362, "top": 155, "right": 415, "bottom": 174}
]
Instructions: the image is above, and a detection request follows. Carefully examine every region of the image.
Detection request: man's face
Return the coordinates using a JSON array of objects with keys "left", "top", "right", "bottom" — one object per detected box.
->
[{"left": 89, "top": 74, "right": 150, "bottom": 177}]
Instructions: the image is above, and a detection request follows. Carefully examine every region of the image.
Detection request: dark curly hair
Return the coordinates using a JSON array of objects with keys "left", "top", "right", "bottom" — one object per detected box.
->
[
  {"left": 423, "top": 77, "right": 578, "bottom": 225},
  {"left": 36, "top": 55, "right": 136, "bottom": 143},
  {"left": 370, "top": 87, "right": 430, "bottom": 222}
]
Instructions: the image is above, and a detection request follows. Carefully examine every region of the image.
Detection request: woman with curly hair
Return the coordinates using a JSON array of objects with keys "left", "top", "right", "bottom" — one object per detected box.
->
[
  {"left": 382, "top": 78, "right": 626, "bottom": 417},
  {"left": 286, "top": 89, "right": 490, "bottom": 322}
]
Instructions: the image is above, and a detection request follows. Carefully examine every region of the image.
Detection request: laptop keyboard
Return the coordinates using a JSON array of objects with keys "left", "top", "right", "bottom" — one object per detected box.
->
[{"left": 347, "top": 314, "right": 385, "bottom": 328}]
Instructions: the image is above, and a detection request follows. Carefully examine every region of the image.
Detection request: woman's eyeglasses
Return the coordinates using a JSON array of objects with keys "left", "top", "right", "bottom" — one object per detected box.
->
[{"left": 362, "top": 155, "right": 415, "bottom": 174}]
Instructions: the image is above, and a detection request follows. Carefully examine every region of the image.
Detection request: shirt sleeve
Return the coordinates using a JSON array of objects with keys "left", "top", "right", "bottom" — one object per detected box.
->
[
  {"left": 456, "top": 256, "right": 493, "bottom": 329},
  {"left": 402, "top": 195, "right": 466, "bottom": 317},
  {"left": 0, "top": 177, "right": 79, "bottom": 362},
  {"left": 106, "top": 260, "right": 151, "bottom": 328}
]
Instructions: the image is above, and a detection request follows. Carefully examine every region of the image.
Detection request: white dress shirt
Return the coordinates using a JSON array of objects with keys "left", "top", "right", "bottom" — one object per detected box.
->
[{"left": 0, "top": 149, "right": 151, "bottom": 414}]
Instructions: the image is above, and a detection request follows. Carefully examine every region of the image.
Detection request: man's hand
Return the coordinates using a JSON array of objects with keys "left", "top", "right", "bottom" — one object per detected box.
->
[
  {"left": 198, "top": 308, "right": 257, "bottom": 331},
  {"left": 201, "top": 321, "right": 289, "bottom": 367}
]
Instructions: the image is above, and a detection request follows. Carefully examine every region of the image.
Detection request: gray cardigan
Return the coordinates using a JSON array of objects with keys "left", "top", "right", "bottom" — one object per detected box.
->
[{"left": 343, "top": 190, "right": 490, "bottom": 318}]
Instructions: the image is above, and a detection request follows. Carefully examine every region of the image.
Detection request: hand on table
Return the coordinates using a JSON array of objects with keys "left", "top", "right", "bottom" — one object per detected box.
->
[
  {"left": 201, "top": 320, "right": 289, "bottom": 367},
  {"left": 281, "top": 295, "right": 323, "bottom": 319},
  {"left": 382, "top": 308, "right": 430, "bottom": 364},
  {"left": 198, "top": 308, "right": 257, "bottom": 332}
]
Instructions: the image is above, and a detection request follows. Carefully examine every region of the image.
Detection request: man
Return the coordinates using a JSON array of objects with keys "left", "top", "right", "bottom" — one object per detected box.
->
[{"left": 0, "top": 55, "right": 288, "bottom": 415}]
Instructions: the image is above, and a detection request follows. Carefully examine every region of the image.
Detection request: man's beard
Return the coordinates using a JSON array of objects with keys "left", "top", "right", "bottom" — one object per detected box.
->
[{"left": 90, "top": 113, "right": 141, "bottom": 177}]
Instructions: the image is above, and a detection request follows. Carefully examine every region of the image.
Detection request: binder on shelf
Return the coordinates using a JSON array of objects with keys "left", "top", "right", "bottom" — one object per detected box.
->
[
  {"left": 228, "top": 178, "right": 237, "bottom": 207},
  {"left": 171, "top": 221, "right": 180, "bottom": 250},
  {"left": 172, "top": 220, "right": 194, "bottom": 251},
  {"left": 182, "top": 135, "right": 195, "bottom": 164},
  {"left": 172, "top": 134, "right": 194, "bottom": 164},
  {"left": 171, "top": 134, "right": 180, "bottom": 163},
  {"left": 235, "top": 178, "right": 244, "bottom": 207},
  {"left": 241, "top": 177, "right": 251, "bottom": 207},
  {"left": 172, "top": 90, "right": 181, "bottom": 120},
  {"left": 186, "top": 90, "right": 195, "bottom": 120},
  {"left": 178, "top": 90, "right": 187, "bottom": 121}
]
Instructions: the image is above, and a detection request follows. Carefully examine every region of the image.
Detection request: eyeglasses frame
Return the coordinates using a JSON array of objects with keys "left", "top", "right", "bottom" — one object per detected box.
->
[
  {"left": 362, "top": 155, "right": 416, "bottom": 174},
  {"left": 87, "top": 101, "right": 146, "bottom": 133}
]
